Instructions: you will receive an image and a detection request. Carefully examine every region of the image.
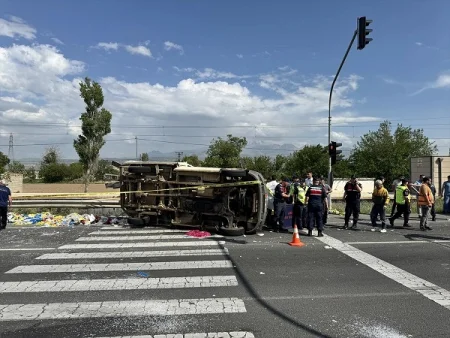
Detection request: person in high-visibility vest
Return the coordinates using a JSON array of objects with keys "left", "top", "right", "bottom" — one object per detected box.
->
[
  {"left": 290, "top": 175, "right": 307, "bottom": 230},
  {"left": 418, "top": 176, "right": 434, "bottom": 231},
  {"left": 388, "top": 178, "right": 411, "bottom": 228}
]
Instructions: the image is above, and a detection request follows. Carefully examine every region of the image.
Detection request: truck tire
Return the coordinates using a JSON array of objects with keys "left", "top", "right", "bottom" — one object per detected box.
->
[
  {"left": 219, "top": 226, "right": 245, "bottom": 236},
  {"left": 128, "top": 166, "right": 153, "bottom": 174},
  {"left": 221, "top": 169, "right": 247, "bottom": 178},
  {"left": 128, "top": 217, "right": 145, "bottom": 227}
]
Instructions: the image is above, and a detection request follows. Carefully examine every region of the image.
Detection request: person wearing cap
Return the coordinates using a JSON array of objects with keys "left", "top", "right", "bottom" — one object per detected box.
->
[
  {"left": 305, "top": 176, "right": 327, "bottom": 237},
  {"left": 273, "top": 177, "right": 290, "bottom": 232},
  {"left": 371, "top": 179, "right": 390, "bottom": 232},
  {"left": 343, "top": 175, "right": 362, "bottom": 229},
  {"left": 0, "top": 179, "right": 12, "bottom": 230},
  {"left": 290, "top": 175, "right": 307, "bottom": 230},
  {"left": 418, "top": 176, "right": 434, "bottom": 231},
  {"left": 388, "top": 178, "right": 411, "bottom": 228},
  {"left": 390, "top": 175, "right": 405, "bottom": 218}
]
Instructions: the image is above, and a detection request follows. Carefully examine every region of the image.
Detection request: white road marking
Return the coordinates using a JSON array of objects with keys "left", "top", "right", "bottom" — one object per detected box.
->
[
  {"left": 316, "top": 234, "right": 450, "bottom": 311},
  {"left": 0, "top": 248, "right": 55, "bottom": 251},
  {"left": 6, "top": 260, "right": 233, "bottom": 274},
  {"left": 76, "top": 235, "right": 223, "bottom": 241},
  {"left": 0, "top": 297, "right": 246, "bottom": 321},
  {"left": 59, "top": 241, "right": 221, "bottom": 249},
  {"left": 37, "top": 249, "right": 229, "bottom": 260},
  {"left": 89, "top": 230, "right": 189, "bottom": 235},
  {"left": 433, "top": 240, "right": 450, "bottom": 243},
  {"left": 0, "top": 276, "right": 238, "bottom": 293},
  {"left": 99, "top": 332, "right": 255, "bottom": 338},
  {"left": 346, "top": 241, "right": 429, "bottom": 245}
]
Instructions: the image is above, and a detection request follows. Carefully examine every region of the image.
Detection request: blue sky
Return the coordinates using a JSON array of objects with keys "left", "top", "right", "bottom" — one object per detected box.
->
[{"left": 0, "top": 0, "right": 449, "bottom": 160}]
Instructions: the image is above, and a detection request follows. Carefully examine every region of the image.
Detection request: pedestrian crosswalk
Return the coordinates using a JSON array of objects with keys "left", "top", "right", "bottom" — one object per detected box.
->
[{"left": 0, "top": 226, "right": 255, "bottom": 337}]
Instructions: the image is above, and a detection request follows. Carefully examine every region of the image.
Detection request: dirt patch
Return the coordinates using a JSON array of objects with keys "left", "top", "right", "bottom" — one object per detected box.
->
[{"left": 23, "top": 183, "right": 111, "bottom": 194}]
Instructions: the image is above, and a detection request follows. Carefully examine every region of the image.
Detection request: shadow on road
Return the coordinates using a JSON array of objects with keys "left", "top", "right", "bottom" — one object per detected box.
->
[
  {"left": 404, "top": 233, "right": 450, "bottom": 241},
  {"left": 225, "top": 252, "right": 333, "bottom": 338}
]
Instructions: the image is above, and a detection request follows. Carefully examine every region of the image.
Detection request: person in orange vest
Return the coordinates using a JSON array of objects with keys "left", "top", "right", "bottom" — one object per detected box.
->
[{"left": 418, "top": 176, "right": 434, "bottom": 231}]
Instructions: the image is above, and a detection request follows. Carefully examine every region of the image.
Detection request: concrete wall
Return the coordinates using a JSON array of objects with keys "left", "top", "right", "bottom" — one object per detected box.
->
[
  {"left": 330, "top": 178, "right": 375, "bottom": 200},
  {"left": 2, "top": 173, "right": 23, "bottom": 193},
  {"left": 411, "top": 156, "right": 450, "bottom": 195}
]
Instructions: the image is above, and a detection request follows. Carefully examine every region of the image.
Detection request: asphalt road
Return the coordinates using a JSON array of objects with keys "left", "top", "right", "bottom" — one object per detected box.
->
[{"left": 0, "top": 213, "right": 449, "bottom": 338}]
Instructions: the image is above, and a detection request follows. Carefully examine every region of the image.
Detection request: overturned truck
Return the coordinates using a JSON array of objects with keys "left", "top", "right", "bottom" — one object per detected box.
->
[{"left": 113, "top": 161, "right": 268, "bottom": 236}]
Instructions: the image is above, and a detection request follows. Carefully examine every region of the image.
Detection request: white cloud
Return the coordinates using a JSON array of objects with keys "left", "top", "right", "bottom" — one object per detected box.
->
[
  {"left": 411, "top": 73, "right": 450, "bottom": 95},
  {"left": 164, "top": 41, "right": 184, "bottom": 55},
  {"left": 236, "top": 54, "right": 244, "bottom": 59},
  {"left": 0, "top": 16, "right": 36, "bottom": 40},
  {"left": 51, "top": 37, "right": 64, "bottom": 45},
  {"left": 96, "top": 42, "right": 119, "bottom": 51},
  {"left": 95, "top": 42, "right": 152, "bottom": 57},
  {"left": 415, "top": 42, "right": 423, "bottom": 46},
  {"left": 0, "top": 41, "right": 378, "bottom": 159},
  {"left": 124, "top": 45, "right": 152, "bottom": 57}
]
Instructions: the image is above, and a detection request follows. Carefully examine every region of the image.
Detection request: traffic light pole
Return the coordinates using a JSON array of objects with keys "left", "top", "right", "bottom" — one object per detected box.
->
[{"left": 328, "top": 29, "right": 358, "bottom": 209}]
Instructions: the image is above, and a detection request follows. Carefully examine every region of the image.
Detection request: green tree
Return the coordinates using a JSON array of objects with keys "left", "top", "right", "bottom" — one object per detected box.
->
[
  {"left": 350, "top": 121, "right": 437, "bottom": 185},
  {"left": 140, "top": 153, "right": 149, "bottom": 161},
  {"left": 94, "top": 159, "right": 117, "bottom": 181},
  {"left": 41, "top": 146, "right": 60, "bottom": 166},
  {"left": 24, "top": 167, "right": 37, "bottom": 183},
  {"left": 67, "top": 162, "right": 84, "bottom": 181},
  {"left": 203, "top": 134, "right": 247, "bottom": 168},
  {"left": 285, "top": 144, "right": 328, "bottom": 178},
  {"left": 0, "top": 152, "right": 10, "bottom": 175},
  {"left": 182, "top": 154, "right": 203, "bottom": 167},
  {"left": 74, "top": 77, "right": 112, "bottom": 192},
  {"left": 240, "top": 155, "right": 274, "bottom": 179},
  {"left": 8, "top": 161, "right": 26, "bottom": 174},
  {"left": 39, "top": 163, "right": 68, "bottom": 183}
]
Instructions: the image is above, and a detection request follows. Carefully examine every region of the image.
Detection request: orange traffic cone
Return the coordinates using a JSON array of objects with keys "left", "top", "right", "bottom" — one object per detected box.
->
[{"left": 289, "top": 225, "right": 305, "bottom": 247}]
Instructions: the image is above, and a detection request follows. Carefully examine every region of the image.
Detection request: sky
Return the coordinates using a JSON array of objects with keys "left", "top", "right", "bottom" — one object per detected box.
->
[{"left": 1, "top": 0, "right": 450, "bottom": 163}]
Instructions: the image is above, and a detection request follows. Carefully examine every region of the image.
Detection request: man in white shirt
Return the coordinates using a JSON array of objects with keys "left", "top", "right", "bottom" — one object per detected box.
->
[
  {"left": 265, "top": 175, "right": 278, "bottom": 227},
  {"left": 305, "top": 172, "right": 313, "bottom": 187}
]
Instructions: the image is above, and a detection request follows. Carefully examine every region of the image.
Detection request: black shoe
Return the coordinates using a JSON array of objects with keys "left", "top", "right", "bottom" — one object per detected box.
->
[
  {"left": 420, "top": 226, "right": 425, "bottom": 231},
  {"left": 403, "top": 224, "right": 412, "bottom": 228},
  {"left": 351, "top": 223, "right": 357, "bottom": 229},
  {"left": 388, "top": 218, "right": 394, "bottom": 227},
  {"left": 343, "top": 224, "right": 349, "bottom": 229},
  {"left": 308, "top": 229, "right": 312, "bottom": 236},
  {"left": 425, "top": 226, "right": 433, "bottom": 230},
  {"left": 318, "top": 230, "right": 324, "bottom": 237},
  {"left": 432, "top": 217, "right": 436, "bottom": 222}
]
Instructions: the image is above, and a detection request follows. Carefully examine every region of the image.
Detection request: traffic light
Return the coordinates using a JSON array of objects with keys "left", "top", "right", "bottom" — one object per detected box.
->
[
  {"left": 329, "top": 141, "right": 342, "bottom": 166},
  {"left": 357, "top": 16, "right": 373, "bottom": 50}
]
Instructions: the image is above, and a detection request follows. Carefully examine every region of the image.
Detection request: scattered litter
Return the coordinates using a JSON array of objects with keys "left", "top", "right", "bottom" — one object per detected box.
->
[
  {"left": 137, "top": 271, "right": 149, "bottom": 278},
  {"left": 260, "top": 272, "right": 265, "bottom": 275},
  {"left": 370, "top": 228, "right": 376, "bottom": 232},
  {"left": 332, "top": 319, "right": 337, "bottom": 323},
  {"left": 257, "top": 233, "right": 264, "bottom": 236},
  {"left": 7, "top": 212, "right": 128, "bottom": 228},
  {"left": 324, "top": 246, "right": 332, "bottom": 249},
  {"left": 186, "top": 230, "right": 211, "bottom": 238},
  {"left": 243, "top": 235, "right": 246, "bottom": 237}
]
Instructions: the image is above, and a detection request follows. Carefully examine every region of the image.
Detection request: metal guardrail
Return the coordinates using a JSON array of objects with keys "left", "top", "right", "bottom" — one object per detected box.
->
[{"left": 10, "top": 199, "right": 121, "bottom": 209}]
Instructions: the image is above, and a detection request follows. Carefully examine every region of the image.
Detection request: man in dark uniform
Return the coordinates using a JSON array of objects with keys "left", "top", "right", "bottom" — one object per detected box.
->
[
  {"left": 273, "top": 178, "right": 289, "bottom": 232},
  {"left": 305, "top": 177, "right": 327, "bottom": 237},
  {"left": 430, "top": 178, "right": 437, "bottom": 221},
  {"left": 343, "top": 175, "right": 362, "bottom": 229},
  {"left": 0, "top": 179, "right": 12, "bottom": 230}
]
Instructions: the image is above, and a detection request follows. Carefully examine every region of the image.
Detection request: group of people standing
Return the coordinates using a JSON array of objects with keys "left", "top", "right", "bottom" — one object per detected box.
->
[
  {"left": 266, "top": 173, "right": 331, "bottom": 237},
  {"left": 266, "top": 173, "right": 450, "bottom": 236}
]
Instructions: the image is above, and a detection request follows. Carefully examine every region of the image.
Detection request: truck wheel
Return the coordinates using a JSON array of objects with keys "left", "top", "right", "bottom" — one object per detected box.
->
[
  {"left": 128, "top": 217, "right": 145, "bottom": 227},
  {"left": 219, "top": 226, "right": 245, "bottom": 236},
  {"left": 128, "top": 166, "right": 153, "bottom": 174},
  {"left": 221, "top": 169, "right": 247, "bottom": 178}
]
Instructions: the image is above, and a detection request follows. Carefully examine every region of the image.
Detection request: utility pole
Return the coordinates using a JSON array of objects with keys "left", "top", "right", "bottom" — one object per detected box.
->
[
  {"left": 176, "top": 151, "right": 183, "bottom": 162},
  {"left": 7, "top": 133, "right": 14, "bottom": 169},
  {"left": 135, "top": 137, "right": 138, "bottom": 160},
  {"left": 327, "top": 16, "right": 373, "bottom": 208}
]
